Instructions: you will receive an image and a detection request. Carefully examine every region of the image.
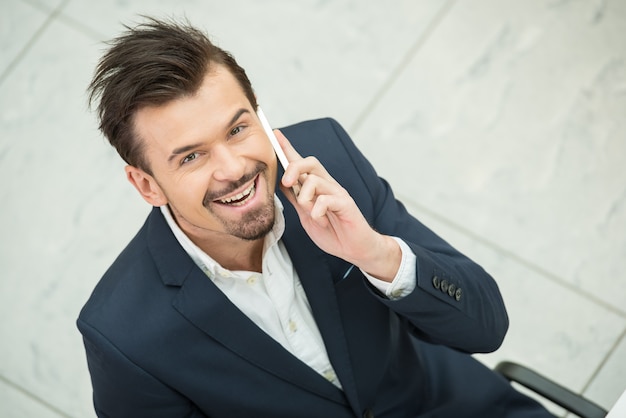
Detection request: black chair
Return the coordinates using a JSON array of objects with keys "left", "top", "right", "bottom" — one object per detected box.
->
[{"left": 495, "top": 361, "right": 608, "bottom": 418}]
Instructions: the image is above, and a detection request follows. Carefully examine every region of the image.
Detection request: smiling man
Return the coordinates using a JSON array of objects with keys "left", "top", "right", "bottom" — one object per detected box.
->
[
  {"left": 127, "top": 67, "right": 280, "bottom": 271},
  {"left": 77, "top": 18, "right": 555, "bottom": 418}
]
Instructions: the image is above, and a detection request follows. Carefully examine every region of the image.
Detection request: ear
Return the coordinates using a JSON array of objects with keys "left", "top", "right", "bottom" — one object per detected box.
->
[{"left": 125, "top": 165, "right": 168, "bottom": 207}]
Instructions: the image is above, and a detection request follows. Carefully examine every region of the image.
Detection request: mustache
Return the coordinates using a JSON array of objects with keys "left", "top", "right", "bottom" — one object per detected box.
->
[{"left": 202, "top": 162, "right": 267, "bottom": 207}]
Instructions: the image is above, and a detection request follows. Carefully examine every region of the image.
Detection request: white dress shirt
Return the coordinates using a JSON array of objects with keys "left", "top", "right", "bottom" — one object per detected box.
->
[{"left": 160, "top": 196, "right": 416, "bottom": 389}]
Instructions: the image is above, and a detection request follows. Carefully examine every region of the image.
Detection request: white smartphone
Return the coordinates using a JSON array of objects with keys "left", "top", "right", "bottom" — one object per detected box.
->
[
  {"left": 256, "top": 107, "right": 300, "bottom": 196},
  {"left": 256, "top": 107, "right": 289, "bottom": 170}
]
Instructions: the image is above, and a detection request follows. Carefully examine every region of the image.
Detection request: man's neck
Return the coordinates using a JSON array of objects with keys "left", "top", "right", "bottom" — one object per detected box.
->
[
  {"left": 188, "top": 232, "right": 264, "bottom": 273},
  {"left": 160, "top": 198, "right": 285, "bottom": 274}
]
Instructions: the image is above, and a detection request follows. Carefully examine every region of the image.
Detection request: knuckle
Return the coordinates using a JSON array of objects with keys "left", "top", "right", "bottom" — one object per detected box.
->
[{"left": 304, "top": 156, "right": 320, "bottom": 165}]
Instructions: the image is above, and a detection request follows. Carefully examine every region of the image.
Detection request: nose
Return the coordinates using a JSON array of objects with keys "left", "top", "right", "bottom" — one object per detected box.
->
[{"left": 211, "top": 144, "right": 246, "bottom": 182}]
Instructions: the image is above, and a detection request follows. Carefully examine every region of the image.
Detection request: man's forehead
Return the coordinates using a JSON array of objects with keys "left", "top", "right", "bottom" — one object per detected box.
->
[{"left": 133, "top": 94, "right": 252, "bottom": 161}]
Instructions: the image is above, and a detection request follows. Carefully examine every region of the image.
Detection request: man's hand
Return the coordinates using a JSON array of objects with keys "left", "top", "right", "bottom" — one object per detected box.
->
[{"left": 275, "top": 130, "right": 402, "bottom": 283}]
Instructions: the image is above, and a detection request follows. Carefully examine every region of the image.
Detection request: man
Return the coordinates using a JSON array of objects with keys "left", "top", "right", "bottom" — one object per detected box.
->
[{"left": 78, "top": 18, "right": 554, "bottom": 417}]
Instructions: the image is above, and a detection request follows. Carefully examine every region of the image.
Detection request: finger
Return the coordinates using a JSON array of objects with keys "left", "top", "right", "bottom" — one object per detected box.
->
[
  {"left": 309, "top": 194, "right": 334, "bottom": 223},
  {"left": 279, "top": 182, "right": 314, "bottom": 224},
  {"left": 295, "top": 173, "right": 340, "bottom": 209},
  {"left": 309, "top": 188, "right": 352, "bottom": 219},
  {"left": 274, "top": 129, "right": 302, "bottom": 164},
  {"left": 274, "top": 130, "right": 305, "bottom": 190},
  {"left": 279, "top": 182, "right": 298, "bottom": 207}
]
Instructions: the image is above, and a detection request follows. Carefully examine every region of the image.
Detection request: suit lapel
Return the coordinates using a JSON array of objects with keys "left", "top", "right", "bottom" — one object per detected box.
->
[
  {"left": 172, "top": 268, "right": 346, "bottom": 404},
  {"left": 279, "top": 195, "right": 363, "bottom": 415},
  {"left": 146, "top": 207, "right": 345, "bottom": 405}
]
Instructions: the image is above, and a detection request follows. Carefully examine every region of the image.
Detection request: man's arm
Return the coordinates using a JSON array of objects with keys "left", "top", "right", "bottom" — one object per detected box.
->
[
  {"left": 279, "top": 119, "right": 508, "bottom": 354},
  {"left": 78, "top": 319, "right": 208, "bottom": 418},
  {"left": 277, "top": 130, "right": 402, "bottom": 282}
]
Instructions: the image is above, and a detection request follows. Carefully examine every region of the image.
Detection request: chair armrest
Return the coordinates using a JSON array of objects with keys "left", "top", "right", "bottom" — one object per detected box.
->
[{"left": 495, "top": 361, "right": 607, "bottom": 418}]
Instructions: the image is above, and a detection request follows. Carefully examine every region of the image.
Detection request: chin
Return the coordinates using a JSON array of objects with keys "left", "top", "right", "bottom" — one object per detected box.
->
[{"left": 224, "top": 197, "right": 276, "bottom": 241}]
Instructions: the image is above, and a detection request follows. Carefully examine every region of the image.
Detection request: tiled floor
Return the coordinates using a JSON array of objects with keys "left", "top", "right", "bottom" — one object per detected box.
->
[{"left": 1, "top": 0, "right": 624, "bottom": 417}]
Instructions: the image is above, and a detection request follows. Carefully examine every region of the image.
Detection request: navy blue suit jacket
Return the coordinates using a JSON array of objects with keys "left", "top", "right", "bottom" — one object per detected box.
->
[{"left": 78, "top": 118, "right": 511, "bottom": 417}]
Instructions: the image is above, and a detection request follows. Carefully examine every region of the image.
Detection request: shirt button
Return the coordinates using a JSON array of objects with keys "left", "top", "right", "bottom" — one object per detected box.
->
[
  {"left": 288, "top": 320, "right": 298, "bottom": 333},
  {"left": 323, "top": 370, "right": 337, "bottom": 382},
  {"left": 391, "top": 289, "right": 403, "bottom": 298},
  {"left": 247, "top": 275, "right": 258, "bottom": 285}
]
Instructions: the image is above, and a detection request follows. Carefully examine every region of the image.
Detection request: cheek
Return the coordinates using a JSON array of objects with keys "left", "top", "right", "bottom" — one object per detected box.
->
[
  {"left": 241, "top": 137, "right": 279, "bottom": 174},
  {"left": 163, "top": 174, "right": 209, "bottom": 207},
  {"left": 257, "top": 139, "right": 278, "bottom": 169},
  {"left": 247, "top": 136, "right": 275, "bottom": 161}
]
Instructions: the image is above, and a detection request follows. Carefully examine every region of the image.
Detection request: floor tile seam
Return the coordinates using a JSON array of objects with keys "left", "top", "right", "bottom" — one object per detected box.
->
[
  {"left": 580, "top": 326, "right": 626, "bottom": 396},
  {"left": 0, "top": 373, "right": 74, "bottom": 418},
  {"left": 0, "top": 0, "right": 70, "bottom": 86},
  {"left": 397, "top": 193, "right": 626, "bottom": 318},
  {"left": 350, "top": 0, "right": 457, "bottom": 134}
]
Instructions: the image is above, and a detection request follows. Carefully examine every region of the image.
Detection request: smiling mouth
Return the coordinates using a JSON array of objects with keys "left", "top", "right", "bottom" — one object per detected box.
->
[{"left": 215, "top": 177, "right": 257, "bottom": 207}]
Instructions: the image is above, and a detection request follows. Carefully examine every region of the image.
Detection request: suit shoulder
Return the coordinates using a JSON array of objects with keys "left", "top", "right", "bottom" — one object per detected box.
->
[
  {"left": 279, "top": 118, "right": 358, "bottom": 158},
  {"left": 78, "top": 212, "right": 160, "bottom": 328},
  {"left": 280, "top": 117, "right": 346, "bottom": 138}
]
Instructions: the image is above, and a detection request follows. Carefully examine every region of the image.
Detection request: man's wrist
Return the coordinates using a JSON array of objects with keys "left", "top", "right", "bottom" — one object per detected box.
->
[
  {"left": 357, "top": 234, "right": 402, "bottom": 283},
  {"left": 362, "top": 237, "right": 417, "bottom": 299}
]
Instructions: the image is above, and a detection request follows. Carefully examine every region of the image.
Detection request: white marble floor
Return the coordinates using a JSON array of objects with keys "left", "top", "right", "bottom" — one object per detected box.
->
[{"left": 1, "top": 0, "right": 625, "bottom": 417}]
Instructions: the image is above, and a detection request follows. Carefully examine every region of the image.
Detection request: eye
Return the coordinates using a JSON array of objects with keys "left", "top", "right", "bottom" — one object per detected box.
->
[
  {"left": 230, "top": 125, "right": 243, "bottom": 136},
  {"left": 181, "top": 152, "right": 199, "bottom": 165}
]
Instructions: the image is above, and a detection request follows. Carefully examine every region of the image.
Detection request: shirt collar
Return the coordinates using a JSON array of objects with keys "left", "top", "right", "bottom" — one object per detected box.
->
[{"left": 160, "top": 196, "right": 285, "bottom": 278}]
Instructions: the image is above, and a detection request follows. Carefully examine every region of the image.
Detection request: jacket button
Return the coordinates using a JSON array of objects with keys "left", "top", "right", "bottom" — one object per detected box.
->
[
  {"left": 440, "top": 279, "right": 449, "bottom": 293},
  {"left": 363, "top": 409, "right": 374, "bottom": 418},
  {"left": 432, "top": 275, "right": 440, "bottom": 289},
  {"left": 447, "top": 283, "right": 456, "bottom": 297},
  {"left": 455, "top": 288, "right": 462, "bottom": 301}
]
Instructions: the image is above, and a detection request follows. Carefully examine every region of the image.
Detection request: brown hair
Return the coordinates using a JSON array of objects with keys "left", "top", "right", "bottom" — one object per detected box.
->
[{"left": 88, "top": 17, "right": 258, "bottom": 174}]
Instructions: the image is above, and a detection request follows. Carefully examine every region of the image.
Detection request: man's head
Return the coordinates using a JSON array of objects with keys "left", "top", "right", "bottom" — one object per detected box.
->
[
  {"left": 89, "top": 18, "right": 279, "bottom": 245},
  {"left": 88, "top": 17, "right": 258, "bottom": 175}
]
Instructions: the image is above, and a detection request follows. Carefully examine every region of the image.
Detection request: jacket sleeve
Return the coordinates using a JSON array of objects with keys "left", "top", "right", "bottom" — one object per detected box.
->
[
  {"left": 326, "top": 118, "right": 509, "bottom": 354},
  {"left": 77, "top": 319, "right": 209, "bottom": 418}
]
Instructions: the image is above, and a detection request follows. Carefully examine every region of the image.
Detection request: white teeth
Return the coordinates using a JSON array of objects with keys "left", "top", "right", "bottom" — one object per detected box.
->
[{"left": 219, "top": 182, "right": 256, "bottom": 205}]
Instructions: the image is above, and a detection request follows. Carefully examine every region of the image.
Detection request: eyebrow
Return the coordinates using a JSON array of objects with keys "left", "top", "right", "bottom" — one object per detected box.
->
[{"left": 167, "top": 108, "right": 250, "bottom": 164}]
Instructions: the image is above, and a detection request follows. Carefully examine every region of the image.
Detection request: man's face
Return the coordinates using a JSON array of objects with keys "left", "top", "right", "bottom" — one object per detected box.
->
[{"left": 132, "top": 66, "right": 278, "bottom": 241}]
